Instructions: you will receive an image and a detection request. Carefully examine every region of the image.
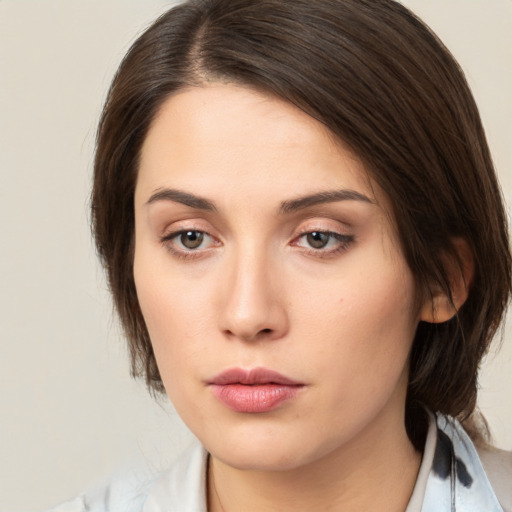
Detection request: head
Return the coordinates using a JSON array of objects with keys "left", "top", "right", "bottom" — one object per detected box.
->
[{"left": 92, "top": 0, "right": 511, "bottom": 451}]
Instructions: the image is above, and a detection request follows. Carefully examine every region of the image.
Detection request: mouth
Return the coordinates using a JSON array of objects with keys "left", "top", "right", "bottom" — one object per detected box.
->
[{"left": 208, "top": 367, "right": 305, "bottom": 413}]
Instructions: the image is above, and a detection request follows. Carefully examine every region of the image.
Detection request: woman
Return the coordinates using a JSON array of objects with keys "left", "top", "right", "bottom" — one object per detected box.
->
[{"left": 54, "top": 0, "right": 511, "bottom": 510}]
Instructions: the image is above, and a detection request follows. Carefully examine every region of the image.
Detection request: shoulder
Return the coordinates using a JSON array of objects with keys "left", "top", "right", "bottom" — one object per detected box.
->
[
  {"left": 477, "top": 444, "right": 512, "bottom": 512},
  {"left": 46, "top": 496, "right": 87, "bottom": 512},
  {"left": 45, "top": 442, "right": 208, "bottom": 512},
  {"left": 46, "top": 466, "right": 155, "bottom": 512}
]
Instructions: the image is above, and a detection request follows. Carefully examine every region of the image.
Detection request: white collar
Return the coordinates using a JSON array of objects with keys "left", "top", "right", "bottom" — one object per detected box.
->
[
  {"left": 420, "top": 413, "right": 504, "bottom": 511},
  {"left": 143, "top": 440, "right": 208, "bottom": 512},
  {"left": 142, "top": 413, "right": 504, "bottom": 512}
]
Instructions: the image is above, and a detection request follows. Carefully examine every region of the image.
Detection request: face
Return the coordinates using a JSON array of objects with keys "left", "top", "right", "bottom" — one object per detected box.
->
[{"left": 134, "top": 84, "right": 423, "bottom": 471}]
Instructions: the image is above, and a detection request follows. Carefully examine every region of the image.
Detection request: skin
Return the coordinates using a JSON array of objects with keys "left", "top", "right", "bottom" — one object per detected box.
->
[{"left": 133, "top": 84, "right": 441, "bottom": 511}]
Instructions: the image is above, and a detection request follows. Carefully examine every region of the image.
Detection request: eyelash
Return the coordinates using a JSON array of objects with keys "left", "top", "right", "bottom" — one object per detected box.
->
[
  {"left": 160, "top": 228, "right": 355, "bottom": 260},
  {"left": 292, "top": 230, "right": 355, "bottom": 258},
  {"left": 160, "top": 229, "right": 219, "bottom": 260}
]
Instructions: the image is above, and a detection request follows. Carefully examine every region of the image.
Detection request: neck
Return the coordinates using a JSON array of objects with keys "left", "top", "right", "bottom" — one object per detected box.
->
[{"left": 207, "top": 407, "right": 422, "bottom": 512}]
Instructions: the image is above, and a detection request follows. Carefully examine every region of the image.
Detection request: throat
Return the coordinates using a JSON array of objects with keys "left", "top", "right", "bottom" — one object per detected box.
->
[{"left": 206, "top": 437, "right": 422, "bottom": 512}]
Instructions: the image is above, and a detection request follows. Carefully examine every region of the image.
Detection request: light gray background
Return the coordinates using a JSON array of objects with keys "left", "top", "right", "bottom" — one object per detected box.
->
[{"left": 0, "top": 1, "right": 510, "bottom": 511}]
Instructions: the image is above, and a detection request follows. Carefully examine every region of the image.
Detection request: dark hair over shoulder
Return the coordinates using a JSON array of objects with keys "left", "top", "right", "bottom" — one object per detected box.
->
[{"left": 91, "top": 0, "right": 511, "bottom": 448}]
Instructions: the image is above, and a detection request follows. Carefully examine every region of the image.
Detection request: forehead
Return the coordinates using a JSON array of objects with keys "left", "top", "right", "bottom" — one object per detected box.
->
[
  {"left": 136, "top": 84, "right": 381, "bottom": 208},
  {"left": 145, "top": 84, "right": 335, "bottom": 150}
]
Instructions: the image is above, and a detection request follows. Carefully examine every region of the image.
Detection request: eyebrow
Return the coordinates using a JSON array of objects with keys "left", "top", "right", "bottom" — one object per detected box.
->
[
  {"left": 279, "top": 189, "right": 374, "bottom": 214},
  {"left": 146, "top": 188, "right": 217, "bottom": 211},
  {"left": 145, "top": 187, "right": 373, "bottom": 214}
]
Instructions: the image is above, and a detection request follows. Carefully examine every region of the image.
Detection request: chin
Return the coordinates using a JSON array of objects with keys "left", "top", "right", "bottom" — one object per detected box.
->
[
  {"left": 202, "top": 421, "right": 343, "bottom": 472},
  {"left": 211, "top": 442, "right": 309, "bottom": 472}
]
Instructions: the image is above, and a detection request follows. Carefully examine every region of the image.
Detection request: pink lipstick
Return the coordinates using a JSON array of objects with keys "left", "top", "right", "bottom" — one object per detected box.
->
[{"left": 208, "top": 368, "right": 304, "bottom": 413}]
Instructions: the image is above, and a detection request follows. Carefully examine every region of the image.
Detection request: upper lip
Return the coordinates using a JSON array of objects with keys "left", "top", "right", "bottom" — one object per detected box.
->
[{"left": 208, "top": 367, "right": 303, "bottom": 386}]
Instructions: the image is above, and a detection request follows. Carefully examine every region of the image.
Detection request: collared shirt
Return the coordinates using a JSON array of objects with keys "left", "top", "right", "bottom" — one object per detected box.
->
[{"left": 49, "top": 413, "right": 510, "bottom": 512}]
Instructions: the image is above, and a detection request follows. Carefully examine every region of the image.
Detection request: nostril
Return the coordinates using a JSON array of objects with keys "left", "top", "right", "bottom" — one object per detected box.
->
[{"left": 223, "top": 327, "right": 275, "bottom": 341}]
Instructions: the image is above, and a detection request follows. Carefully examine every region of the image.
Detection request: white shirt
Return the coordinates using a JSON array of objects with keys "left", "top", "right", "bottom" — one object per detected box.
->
[{"left": 48, "top": 412, "right": 511, "bottom": 512}]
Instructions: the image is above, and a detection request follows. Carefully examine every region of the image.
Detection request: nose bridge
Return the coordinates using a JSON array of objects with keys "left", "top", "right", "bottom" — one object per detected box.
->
[{"left": 219, "top": 240, "right": 288, "bottom": 341}]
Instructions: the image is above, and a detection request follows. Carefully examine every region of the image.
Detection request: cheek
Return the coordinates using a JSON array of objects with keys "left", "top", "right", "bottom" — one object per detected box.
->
[
  {"left": 133, "top": 250, "right": 204, "bottom": 365},
  {"left": 134, "top": 273, "right": 210, "bottom": 421},
  {"left": 294, "top": 262, "right": 418, "bottom": 387}
]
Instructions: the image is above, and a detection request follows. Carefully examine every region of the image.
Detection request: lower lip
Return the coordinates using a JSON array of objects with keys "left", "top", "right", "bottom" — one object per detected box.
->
[{"left": 210, "top": 384, "right": 302, "bottom": 413}]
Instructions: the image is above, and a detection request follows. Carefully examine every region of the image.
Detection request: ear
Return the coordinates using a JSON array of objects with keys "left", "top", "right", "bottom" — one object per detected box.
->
[{"left": 419, "top": 238, "right": 474, "bottom": 324}]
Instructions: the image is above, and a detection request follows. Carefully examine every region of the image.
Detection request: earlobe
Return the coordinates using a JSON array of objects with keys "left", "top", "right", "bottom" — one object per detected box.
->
[
  {"left": 419, "top": 238, "right": 474, "bottom": 324},
  {"left": 420, "top": 294, "right": 458, "bottom": 324}
]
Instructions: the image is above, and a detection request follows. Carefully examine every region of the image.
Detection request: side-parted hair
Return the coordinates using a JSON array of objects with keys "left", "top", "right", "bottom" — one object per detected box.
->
[{"left": 92, "top": 0, "right": 511, "bottom": 448}]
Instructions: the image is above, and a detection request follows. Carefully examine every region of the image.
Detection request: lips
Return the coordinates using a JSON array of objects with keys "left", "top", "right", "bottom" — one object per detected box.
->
[{"left": 208, "top": 367, "right": 304, "bottom": 413}]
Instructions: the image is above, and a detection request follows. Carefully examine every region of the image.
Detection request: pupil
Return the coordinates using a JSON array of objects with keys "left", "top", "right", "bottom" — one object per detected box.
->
[
  {"left": 181, "top": 231, "right": 203, "bottom": 249},
  {"left": 307, "top": 232, "right": 328, "bottom": 249}
]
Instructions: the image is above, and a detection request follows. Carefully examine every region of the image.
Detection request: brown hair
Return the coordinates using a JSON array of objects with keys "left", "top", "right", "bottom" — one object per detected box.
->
[{"left": 92, "top": 0, "right": 511, "bottom": 448}]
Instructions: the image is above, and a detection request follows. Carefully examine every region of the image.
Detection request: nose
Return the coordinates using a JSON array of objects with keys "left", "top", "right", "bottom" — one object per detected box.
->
[{"left": 217, "top": 247, "right": 289, "bottom": 342}]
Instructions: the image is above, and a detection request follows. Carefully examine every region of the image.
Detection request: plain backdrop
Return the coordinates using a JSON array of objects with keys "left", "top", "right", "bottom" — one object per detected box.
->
[{"left": 0, "top": 1, "right": 511, "bottom": 510}]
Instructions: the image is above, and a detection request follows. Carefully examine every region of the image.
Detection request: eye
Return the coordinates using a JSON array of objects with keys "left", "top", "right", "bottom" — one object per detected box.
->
[
  {"left": 304, "top": 231, "right": 332, "bottom": 249},
  {"left": 161, "top": 229, "right": 219, "bottom": 258},
  {"left": 177, "top": 230, "right": 206, "bottom": 249},
  {"left": 294, "top": 230, "right": 354, "bottom": 255}
]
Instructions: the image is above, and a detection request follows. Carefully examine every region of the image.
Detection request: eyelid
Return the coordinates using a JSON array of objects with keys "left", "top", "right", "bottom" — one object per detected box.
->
[
  {"left": 294, "top": 232, "right": 354, "bottom": 258},
  {"left": 290, "top": 220, "right": 355, "bottom": 257},
  {"left": 291, "top": 216, "right": 352, "bottom": 238},
  {"left": 160, "top": 226, "right": 221, "bottom": 260}
]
